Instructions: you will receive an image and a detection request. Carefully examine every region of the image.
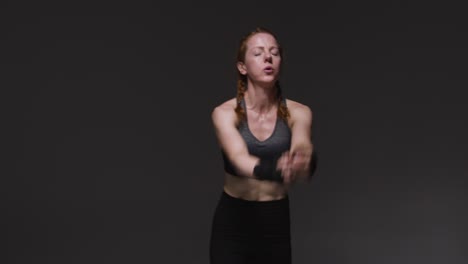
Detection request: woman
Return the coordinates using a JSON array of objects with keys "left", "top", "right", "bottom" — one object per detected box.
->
[{"left": 210, "top": 27, "right": 314, "bottom": 264}]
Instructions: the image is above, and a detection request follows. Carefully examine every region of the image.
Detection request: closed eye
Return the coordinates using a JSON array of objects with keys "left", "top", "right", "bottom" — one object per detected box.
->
[{"left": 271, "top": 48, "right": 280, "bottom": 56}]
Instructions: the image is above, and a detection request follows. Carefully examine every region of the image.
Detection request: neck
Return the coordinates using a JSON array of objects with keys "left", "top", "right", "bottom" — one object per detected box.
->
[{"left": 244, "top": 81, "right": 278, "bottom": 114}]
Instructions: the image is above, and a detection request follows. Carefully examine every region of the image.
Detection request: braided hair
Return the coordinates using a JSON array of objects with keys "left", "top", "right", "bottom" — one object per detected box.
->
[{"left": 235, "top": 27, "right": 290, "bottom": 122}]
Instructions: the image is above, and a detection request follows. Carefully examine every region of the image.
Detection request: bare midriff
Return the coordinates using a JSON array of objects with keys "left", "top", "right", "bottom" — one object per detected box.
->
[{"left": 223, "top": 172, "right": 288, "bottom": 201}]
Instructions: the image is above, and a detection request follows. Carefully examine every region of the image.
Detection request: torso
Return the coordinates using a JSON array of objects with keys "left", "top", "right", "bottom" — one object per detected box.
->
[
  {"left": 224, "top": 173, "right": 288, "bottom": 201},
  {"left": 222, "top": 97, "right": 294, "bottom": 201}
]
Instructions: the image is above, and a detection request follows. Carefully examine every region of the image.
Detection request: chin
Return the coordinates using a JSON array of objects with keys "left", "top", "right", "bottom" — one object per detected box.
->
[
  {"left": 260, "top": 77, "right": 278, "bottom": 86},
  {"left": 250, "top": 74, "right": 279, "bottom": 87}
]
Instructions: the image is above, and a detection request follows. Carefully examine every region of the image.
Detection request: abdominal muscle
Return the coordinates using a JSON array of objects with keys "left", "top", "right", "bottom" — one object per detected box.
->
[{"left": 223, "top": 172, "right": 288, "bottom": 201}]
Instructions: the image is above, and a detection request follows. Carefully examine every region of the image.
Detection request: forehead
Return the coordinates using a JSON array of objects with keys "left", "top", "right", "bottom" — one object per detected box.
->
[{"left": 246, "top": 33, "right": 279, "bottom": 49}]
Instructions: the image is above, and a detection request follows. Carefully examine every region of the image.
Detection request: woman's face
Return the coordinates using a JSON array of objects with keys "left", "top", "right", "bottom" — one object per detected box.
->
[{"left": 238, "top": 32, "right": 281, "bottom": 86}]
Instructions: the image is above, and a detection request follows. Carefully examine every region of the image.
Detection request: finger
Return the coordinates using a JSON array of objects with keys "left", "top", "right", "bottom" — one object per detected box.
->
[
  {"left": 277, "top": 154, "right": 289, "bottom": 170},
  {"left": 276, "top": 157, "right": 283, "bottom": 170},
  {"left": 282, "top": 166, "right": 291, "bottom": 182}
]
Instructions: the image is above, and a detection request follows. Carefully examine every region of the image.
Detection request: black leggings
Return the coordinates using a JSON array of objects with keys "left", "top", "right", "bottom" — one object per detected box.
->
[{"left": 209, "top": 191, "right": 291, "bottom": 264}]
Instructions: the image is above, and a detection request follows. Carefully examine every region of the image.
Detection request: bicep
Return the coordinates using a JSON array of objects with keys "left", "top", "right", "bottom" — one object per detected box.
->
[
  {"left": 290, "top": 106, "right": 313, "bottom": 153},
  {"left": 211, "top": 107, "right": 258, "bottom": 177},
  {"left": 212, "top": 108, "right": 248, "bottom": 157}
]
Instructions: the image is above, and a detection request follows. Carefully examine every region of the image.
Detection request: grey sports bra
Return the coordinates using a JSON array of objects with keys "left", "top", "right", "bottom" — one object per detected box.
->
[{"left": 222, "top": 98, "right": 291, "bottom": 177}]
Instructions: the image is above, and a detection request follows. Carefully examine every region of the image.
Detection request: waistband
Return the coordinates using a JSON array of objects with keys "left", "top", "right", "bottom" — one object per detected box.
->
[{"left": 220, "top": 190, "right": 289, "bottom": 206}]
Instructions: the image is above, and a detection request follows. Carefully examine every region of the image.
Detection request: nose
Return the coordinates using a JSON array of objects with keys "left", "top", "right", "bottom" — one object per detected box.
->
[{"left": 264, "top": 52, "right": 272, "bottom": 63}]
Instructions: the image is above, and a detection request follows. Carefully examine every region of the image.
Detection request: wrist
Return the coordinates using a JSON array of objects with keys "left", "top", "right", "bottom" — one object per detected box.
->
[{"left": 253, "top": 158, "right": 283, "bottom": 182}]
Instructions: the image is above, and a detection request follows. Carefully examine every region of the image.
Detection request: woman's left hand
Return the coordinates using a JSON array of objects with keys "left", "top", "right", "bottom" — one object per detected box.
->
[
  {"left": 277, "top": 151, "right": 295, "bottom": 184},
  {"left": 290, "top": 147, "right": 312, "bottom": 181}
]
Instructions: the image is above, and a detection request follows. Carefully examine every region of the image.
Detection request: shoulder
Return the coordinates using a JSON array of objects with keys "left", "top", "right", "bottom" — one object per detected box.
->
[
  {"left": 285, "top": 99, "right": 312, "bottom": 123},
  {"left": 211, "top": 98, "right": 238, "bottom": 124}
]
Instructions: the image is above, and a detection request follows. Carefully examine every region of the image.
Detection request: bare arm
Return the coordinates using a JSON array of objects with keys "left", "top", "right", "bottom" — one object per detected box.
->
[
  {"left": 285, "top": 102, "right": 314, "bottom": 181},
  {"left": 290, "top": 103, "right": 313, "bottom": 155},
  {"left": 211, "top": 104, "right": 259, "bottom": 178}
]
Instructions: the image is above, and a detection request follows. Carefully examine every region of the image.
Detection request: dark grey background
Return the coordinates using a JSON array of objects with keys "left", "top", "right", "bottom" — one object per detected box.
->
[{"left": 4, "top": 1, "right": 467, "bottom": 263}]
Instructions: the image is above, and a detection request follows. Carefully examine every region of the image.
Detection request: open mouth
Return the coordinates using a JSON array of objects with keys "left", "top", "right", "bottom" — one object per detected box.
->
[{"left": 264, "top": 66, "right": 274, "bottom": 73}]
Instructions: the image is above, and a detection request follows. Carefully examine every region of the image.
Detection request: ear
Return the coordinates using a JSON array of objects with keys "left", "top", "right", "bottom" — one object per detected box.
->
[{"left": 237, "top": 61, "right": 247, "bottom": 75}]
